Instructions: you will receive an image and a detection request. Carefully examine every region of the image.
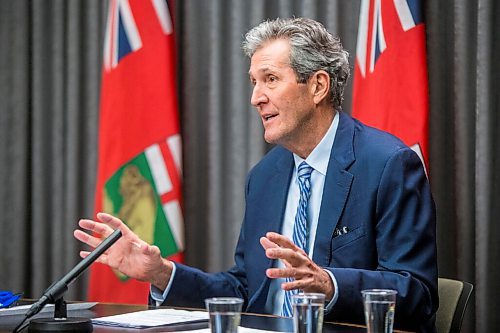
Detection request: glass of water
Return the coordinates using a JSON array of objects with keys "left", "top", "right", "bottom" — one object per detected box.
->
[
  {"left": 361, "top": 289, "right": 397, "bottom": 333},
  {"left": 205, "top": 297, "right": 243, "bottom": 333},
  {"left": 291, "top": 292, "right": 325, "bottom": 333}
]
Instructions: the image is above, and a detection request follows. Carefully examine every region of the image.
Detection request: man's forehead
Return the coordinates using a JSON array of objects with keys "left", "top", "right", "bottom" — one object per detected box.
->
[
  {"left": 249, "top": 40, "right": 292, "bottom": 75},
  {"left": 248, "top": 62, "right": 289, "bottom": 76},
  {"left": 251, "top": 40, "right": 290, "bottom": 60}
]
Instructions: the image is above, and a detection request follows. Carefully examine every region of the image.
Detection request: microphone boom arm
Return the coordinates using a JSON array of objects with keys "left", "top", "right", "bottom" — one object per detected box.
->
[{"left": 24, "top": 228, "right": 123, "bottom": 319}]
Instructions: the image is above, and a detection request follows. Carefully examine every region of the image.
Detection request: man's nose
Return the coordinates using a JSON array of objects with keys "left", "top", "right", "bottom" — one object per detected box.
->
[{"left": 250, "top": 84, "right": 268, "bottom": 106}]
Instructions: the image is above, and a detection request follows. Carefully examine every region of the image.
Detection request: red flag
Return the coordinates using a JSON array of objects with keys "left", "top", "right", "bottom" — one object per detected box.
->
[
  {"left": 352, "top": 0, "right": 429, "bottom": 171},
  {"left": 89, "top": 0, "right": 183, "bottom": 304}
]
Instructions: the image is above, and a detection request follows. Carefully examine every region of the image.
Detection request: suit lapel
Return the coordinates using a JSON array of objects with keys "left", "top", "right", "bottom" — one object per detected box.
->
[
  {"left": 312, "top": 112, "right": 355, "bottom": 265},
  {"left": 248, "top": 150, "right": 294, "bottom": 311},
  {"left": 252, "top": 150, "right": 294, "bottom": 237}
]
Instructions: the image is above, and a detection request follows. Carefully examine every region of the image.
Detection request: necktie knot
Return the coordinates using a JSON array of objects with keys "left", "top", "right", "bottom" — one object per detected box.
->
[
  {"left": 297, "top": 161, "right": 313, "bottom": 180},
  {"left": 296, "top": 162, "right": 313, "bottom": 207}
]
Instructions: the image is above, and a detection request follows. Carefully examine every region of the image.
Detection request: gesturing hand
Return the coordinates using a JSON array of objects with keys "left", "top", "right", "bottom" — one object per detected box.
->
[
  {"left": 73, "top": 212, "right": 173, "bottom": 291},
  {"left": 260, "top": 232, "right": 334, "bottom": 300}
]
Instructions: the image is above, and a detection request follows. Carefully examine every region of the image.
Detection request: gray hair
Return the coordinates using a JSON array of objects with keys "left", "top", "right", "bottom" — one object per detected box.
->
[{"left": 242, "top": 17, "right": 350, "bottom": 110}]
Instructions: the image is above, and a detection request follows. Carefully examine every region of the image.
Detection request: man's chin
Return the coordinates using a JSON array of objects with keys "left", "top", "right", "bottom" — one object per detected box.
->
[{"left": 263, "top": 133, "right": 278, "bottom": 145}]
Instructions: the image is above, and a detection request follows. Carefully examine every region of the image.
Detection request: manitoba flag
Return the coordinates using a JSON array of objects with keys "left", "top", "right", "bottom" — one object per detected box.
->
[
  {"left": 89, "top": 0, "right": 183, "bottom": 304},
  {"left": 352, "top": 0, "right": 429, "bottom": 170}
]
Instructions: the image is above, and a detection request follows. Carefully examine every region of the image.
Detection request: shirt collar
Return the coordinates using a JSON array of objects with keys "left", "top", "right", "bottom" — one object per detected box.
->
[{"left": 293, "top": 112, "right": 339, "bottom": 176}]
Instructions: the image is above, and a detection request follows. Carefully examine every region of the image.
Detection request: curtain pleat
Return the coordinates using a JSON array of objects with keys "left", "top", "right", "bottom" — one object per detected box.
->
[
  {"left": 0, "top": 0, "right": 31, "bottom": 295},
  {"left": 475, "top": 1, "right": 499, "bottom": 331}
]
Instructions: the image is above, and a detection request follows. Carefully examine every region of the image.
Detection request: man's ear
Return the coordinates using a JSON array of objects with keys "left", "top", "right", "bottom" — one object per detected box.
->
[{"left": 310, "top": 70, "right": 330, "bottom": 105}]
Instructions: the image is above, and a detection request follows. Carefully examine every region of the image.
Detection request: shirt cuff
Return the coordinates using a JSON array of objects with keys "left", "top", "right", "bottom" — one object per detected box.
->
[
  {"left": 150, "top": 262, "right": 177, "bottom": 306},
  {"left": 323, "top": 269, "right": 339, "bottom": 313}
]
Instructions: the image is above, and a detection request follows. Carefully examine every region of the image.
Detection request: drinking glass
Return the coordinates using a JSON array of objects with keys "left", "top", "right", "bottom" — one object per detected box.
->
[
  {"left": 361, "top": 289, "right": 397, "bottom": 333},
  {"left": 205, "top": 297, "right": 243, "bottom": 333},
  {"left": 291, "top": 292, "right": 325, "bottom": 333}
]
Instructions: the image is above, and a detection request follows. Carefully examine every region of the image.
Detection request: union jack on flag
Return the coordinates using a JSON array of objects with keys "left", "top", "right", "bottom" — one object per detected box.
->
[
  {"left": 353, "top": 0, "right": 430, "bottom": 171},
  {"left": 103, "top": 0, "right": 173, "bottom": 70},
  {"left": 357, "top": 0, "right": 423, "bottom": 76}
]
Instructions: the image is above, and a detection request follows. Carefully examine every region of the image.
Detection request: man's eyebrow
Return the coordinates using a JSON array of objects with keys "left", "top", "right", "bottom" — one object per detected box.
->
[{"left": 248, "top": 67, "right": 274, "bottom": 76}]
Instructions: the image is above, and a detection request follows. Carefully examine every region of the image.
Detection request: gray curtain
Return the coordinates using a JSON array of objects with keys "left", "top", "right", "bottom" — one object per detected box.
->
[
  {"left": 0, "top": 0, "right": 107, "bottom": 300},
  {"left": 0, "top": 0, "right": 498, "bottom": 331},
  {"left": 426, "top": 0, "right": 500, "bottom": 331}
]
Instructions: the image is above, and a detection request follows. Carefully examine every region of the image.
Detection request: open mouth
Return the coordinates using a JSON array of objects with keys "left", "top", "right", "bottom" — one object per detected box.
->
[{"left": 263, "top": 114, "right": 277, "bottom": 121}]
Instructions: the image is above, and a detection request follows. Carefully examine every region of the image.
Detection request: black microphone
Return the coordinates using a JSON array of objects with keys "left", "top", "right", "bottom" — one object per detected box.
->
[{"left": 15, "top": 228, "right": 123, "bottom": 332}]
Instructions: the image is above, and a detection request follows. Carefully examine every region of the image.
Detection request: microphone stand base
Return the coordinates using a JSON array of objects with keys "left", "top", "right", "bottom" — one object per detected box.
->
[{"left": 27, "top": 317, "right": 93, "bottom": 333}]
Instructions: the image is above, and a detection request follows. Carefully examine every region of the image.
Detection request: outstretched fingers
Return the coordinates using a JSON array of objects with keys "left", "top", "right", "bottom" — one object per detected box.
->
[
  {"left": 75, "top": 214, "right": 132, "bottom": 255},
  {"left": 78, "top": 250, "right": 109, "bottom": 265},
  {"left": 260, "top": 236, "right": 279, "bottom": 250},
  {"left": 260, "top": 232, "right": 334, "bottom": 298},
  {"left": 265, "top": 232, "right": 301, "bottom": 252},
  {"left": 96, "top": 212, "right": 139, "bottom": 239},
  {"left": 74, "top": 229, "right": 104, "bottom": 249},
  {"left": 78, "top": 218, "right": 112, "bottom": 236}
]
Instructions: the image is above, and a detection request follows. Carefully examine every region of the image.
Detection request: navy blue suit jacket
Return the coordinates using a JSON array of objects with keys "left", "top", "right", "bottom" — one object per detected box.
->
[{"left": 162, "top": 112, "right": 438, "bottom": 332}]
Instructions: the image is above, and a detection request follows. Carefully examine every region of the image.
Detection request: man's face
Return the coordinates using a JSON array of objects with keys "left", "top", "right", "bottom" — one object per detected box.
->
[{"left": 249, "top": 39, "right": 316, "bottom": 149}]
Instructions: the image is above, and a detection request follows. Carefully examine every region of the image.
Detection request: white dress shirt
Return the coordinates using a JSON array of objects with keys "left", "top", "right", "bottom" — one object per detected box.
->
[{"left": 265, "top": 112, "right": 339, "bottom": 315}]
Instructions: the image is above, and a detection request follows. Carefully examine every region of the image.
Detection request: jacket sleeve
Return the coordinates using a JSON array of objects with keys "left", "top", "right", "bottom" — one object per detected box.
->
[{"left": 155, "top": 218, "right": 250, "bottom": 310}]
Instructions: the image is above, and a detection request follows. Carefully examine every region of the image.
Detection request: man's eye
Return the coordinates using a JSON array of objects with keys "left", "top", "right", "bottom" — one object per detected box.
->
[{"left": 267, "top": 76, "right": 278, "bottom": 84}]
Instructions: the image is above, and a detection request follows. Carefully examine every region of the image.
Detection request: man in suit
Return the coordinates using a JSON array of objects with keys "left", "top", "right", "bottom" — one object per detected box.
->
[{"left": 75, "top": 17, "right": 438, "bottom": 332}]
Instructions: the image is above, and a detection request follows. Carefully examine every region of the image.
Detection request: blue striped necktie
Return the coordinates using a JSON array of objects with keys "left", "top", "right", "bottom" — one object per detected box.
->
[{"left": 281, "top": 161, "right": 314, "bottom": 317}]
